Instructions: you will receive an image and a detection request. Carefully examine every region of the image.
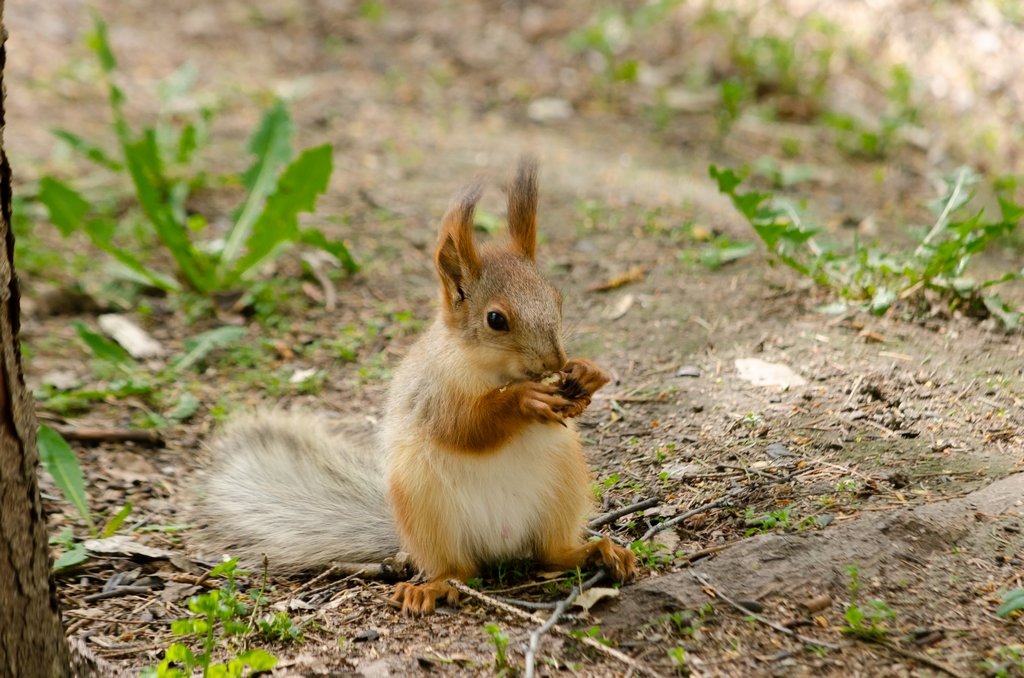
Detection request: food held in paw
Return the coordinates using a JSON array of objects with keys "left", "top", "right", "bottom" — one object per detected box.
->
[{"left": 558, "top": 373, "right": 589, "bottom": 402}]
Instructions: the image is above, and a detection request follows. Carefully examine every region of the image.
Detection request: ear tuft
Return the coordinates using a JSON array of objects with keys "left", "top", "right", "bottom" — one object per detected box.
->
[
  {"left": 507, "top": 155, "right": 538, "bottom": 260},
  {"left": 435, "top": 180, "right": 484, "bottom": 307}
]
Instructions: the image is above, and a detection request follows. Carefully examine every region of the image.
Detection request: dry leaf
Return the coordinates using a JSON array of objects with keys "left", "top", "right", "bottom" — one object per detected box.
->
[
  {"left": 588, "top": 266, "right": 645, "bottom": 292},
  {"left": 84, "top": 536, "right": 175, "bottom": 560},
  {"left": 603, "top": 294, "right": 635, "bottom": 321},
  {"left": 573, "top": 586, "right": 620, "bottom": 611},
  {"left": 98, "top": 314, "right": 165, "bottom": 359}
]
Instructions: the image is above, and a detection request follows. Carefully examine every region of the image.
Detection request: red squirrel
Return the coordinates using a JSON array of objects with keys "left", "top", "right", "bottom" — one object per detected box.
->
[{"left": 200, "top": 157, "right": 636, "bottom": 614}]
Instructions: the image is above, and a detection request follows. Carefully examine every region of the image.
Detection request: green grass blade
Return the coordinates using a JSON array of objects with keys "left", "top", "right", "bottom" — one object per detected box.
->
[
  {"left": 996, "top": 588, "right": 1024, "bottom": 618},
  {"left": 37, "top": 177, "right": 91, "bottom": 237},
  {"left": 52, "top": 129, "right": 123, "bottom": 171},
  {"left": 300, "top": 228, "right": 358, "bottom": 274},
  {"left": 86, "top": 13, "right": 117, "bottom": 73},
  {"left": 173, "top": 326, "right": 246, "bottom": 371},
  {"left": 220, "top": 101, "right": 294, "bottom": 270},
  {"left": 122, "top": 131, "right": 211, "bottom": 292},
  {"left": 37, "top": 425, "right": 96, "bottom": 534},
  {"left": 102, "top": 503, "right": 133, "bottom": 538},
  {"left": 73, "top": 321, "right": 133, "bottom": 367},
  {"left": 224, "top": 143, "right": 333, "bottom": 284},
  {"left": 167, "top": 392, "right": 200, "bottom": 423},
  {"left": 105, "top": 246, "right": 183, "bottom": 292},
  {"left": 53, "top": 544, "right": 89, "bottom": 572}
]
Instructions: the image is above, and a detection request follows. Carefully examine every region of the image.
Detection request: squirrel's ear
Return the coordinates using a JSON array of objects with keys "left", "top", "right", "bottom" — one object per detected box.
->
[
  {"left": 507, "top": 156, "right": 538, "bottom": 260},
  {"left": 435, "top": 181, "right": 483, "bottom": 305}
]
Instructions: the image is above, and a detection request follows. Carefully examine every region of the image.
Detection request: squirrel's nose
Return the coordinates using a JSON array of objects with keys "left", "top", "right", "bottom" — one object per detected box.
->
[{"left": 542, "top": 344, "right": 567, "bottom": 373}]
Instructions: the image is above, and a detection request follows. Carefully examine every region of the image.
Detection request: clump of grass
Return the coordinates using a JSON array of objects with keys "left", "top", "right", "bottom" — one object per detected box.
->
[
  {"left": 36, "top": 14, "right": 355, "bottom": 303},
  {"left": 710, "top": 163, "right": 1024, "bottom": 328},
  {"left": 143, "top": 559, "right": 301, "bottom": 678}
]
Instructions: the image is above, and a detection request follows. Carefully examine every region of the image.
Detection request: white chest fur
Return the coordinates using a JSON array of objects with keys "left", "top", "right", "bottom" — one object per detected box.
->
[{"left": 408, "top": 424, "right": 581, "bottom": 563}]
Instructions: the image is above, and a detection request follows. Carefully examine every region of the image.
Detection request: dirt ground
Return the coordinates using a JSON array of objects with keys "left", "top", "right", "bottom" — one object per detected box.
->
[{"left": 8, "top": 1, "right": 1024, "bottom": 676}]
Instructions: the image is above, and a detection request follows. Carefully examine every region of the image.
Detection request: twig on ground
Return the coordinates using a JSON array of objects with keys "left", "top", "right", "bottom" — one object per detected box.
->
[
  {"left": 844, "top": 374, "right": 865, "bottom": 408},
  {"left": 872, "top": 639, "right": 966, "bottom": 678},
  {"left": 451, "top": 578, "right": 664, "bottom": 678},
  {"left": 589, "top": 497, "right": 661, "bottom": 529},
  {"left": 83, "top": 586, "right": 157, "bottom": 603},
  {"left": 290, "top": 563, "right": 344, "bottom": 597},
  {"left": 493, "top": 596, "right": 560, "bottom": 610},
  {"left": 675, "top": 543, "right": 734, "bottom": 563},
  {"left": 585, "top": 527, "right": 630, "bottom": 546},
  {"left": 524, "top": 571, "right": 606, "bottom": 678},
  {"left": 693, "top": 573, "right": 839, "bottom": 651},
  {"left": 53, "top": 426, "right": 164, "bottom": 447},
  {"left": 640, "top": 467, "right": 812, "bottom": 543},
  {"left": 641, "top": 497, "right": 733, "bottom": 542},
  {"left": 301, "top": 251, "right": 338, "bottom": 311}
]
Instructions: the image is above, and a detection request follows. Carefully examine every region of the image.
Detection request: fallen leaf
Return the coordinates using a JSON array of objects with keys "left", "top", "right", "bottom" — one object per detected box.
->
[
  {"left": 603, "top": 294, "right": 635, "bottom": 321},
  {"left": 573, "top": 587, "right": 620, "bottom": 612},
  {"left": 588, "top": 266, "right": 645, "bottom": 292},
  {"left": 859, "top": 329, "right": 886, "bottom": 343},
  {"left": 84, "top": 535, "right": 175, "bottom": 560},
  {"left": 98, "top": 314, "right": 165, "bottom": 359}
]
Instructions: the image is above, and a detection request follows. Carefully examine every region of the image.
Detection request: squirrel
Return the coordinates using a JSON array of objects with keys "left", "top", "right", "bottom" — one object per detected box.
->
[{"left": 198, "top": 157, "right": 637, "bottom": 615}]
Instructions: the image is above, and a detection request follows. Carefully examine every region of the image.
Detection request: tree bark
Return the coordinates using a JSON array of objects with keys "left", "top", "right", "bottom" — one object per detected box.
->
[{"left": 0, "top": 0, "right": 74, "bottom": 673}]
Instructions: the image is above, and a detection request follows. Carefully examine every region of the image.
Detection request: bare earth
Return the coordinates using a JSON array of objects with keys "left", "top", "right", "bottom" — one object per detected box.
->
[{"left": 9, "top": 1, "right": 1023, "bottom": 676}]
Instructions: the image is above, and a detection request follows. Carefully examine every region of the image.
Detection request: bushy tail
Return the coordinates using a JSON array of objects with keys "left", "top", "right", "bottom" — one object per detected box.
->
[{"left": 197, "top": 411, "right": 399, "bottom": 572}]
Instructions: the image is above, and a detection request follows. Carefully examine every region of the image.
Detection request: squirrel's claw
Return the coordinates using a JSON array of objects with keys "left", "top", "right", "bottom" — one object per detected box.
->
[
  {"left": 392, "top": 580, "right": 457, "bottom": 616},
  {"left": 561, "top": 358, "right": 611, "bottom": 397},
  {"left": 519, "top": 383, "right": 571, "bottom": 424},
  {"left": 596, "top": 538, "right": 638, "bottom": 583}
]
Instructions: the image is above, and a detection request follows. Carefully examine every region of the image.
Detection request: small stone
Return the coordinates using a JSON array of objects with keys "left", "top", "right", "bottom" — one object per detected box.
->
[
  {"left": 40, "top": 370, "right": 81, "bottom": 390},
  {"left": 527, "top": 97, "right": 573, "bottom": 122},
  {"left": 766, "top": 442, "right": 790, "bottom": 458},
  {"left": 676, "top": 366, "right": 701, "bottom": 378},
  {"left": 736, "top": 599, "right": 764, "bottom": 614},
  {"left": 735, "top": 358, "right": 807, "bottom": 388},
  {"left": 355, "top": 628, "right": 381, "bottom": 642}
]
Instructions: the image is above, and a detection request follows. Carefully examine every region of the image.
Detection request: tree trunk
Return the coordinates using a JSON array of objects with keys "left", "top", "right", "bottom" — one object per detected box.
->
[{"left": 0, "top": 0, "right": 74, "bottom": 673}]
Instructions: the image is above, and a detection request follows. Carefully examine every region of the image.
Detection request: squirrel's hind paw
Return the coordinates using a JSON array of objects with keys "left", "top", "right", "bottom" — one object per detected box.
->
[
  {"left": 391, "top": 580, "right": 457, "bottom": 616},
  {"left": 597, "top": 538, "right": 639, "bottom": 583}
]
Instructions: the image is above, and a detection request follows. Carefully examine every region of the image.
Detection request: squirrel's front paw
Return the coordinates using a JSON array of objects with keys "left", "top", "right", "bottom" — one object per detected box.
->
[
  {"left": 557, "top": 359, "right": 610, "bottom": 418},
  {"left": 561, "top": 358, "right": 611, "bottom": 396},
  {"left": 518, "top": 382, "right": 571, "bottom": 424}
]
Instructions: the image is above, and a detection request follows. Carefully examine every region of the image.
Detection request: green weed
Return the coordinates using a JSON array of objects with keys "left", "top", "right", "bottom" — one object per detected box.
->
[
  {"left": 997, "top": 588, "right": 1024, "bottom": 618},
  {"left": 569, "top": 625, "right": 612, "bottom": 647},
  {"left": 567, "top": 1, "right": 683, "bottom": 86},
  {"left": 841, "top": 565, "right": 896, "bottom": 641},
  {"left": 34, "top": 320, "right": 240, "bottom": 420},
  {"left": 982, "top": 645, "right": 1024, "bottom": 678},
  {"left": 630, "top": 539, "right": 673, "bottom": 569},
  {"left": 37, "top": 425, "right": 95, "bottom": 535},
  {"left": 36, "top": 15, "right": 355, "bottom": 302},
  {"left": 824, "top": 65, "right": 919, "bottom": 160},
  {"left": 742, "top": 507, "right": 791, "bottom": 536},
  {"left": 143, "top": 559, "right": 295, "bottom": 677},
  {"left": 667, "top": 646, "right": 688, "bottom": 674},
  {"left": 701, "top": 8, "right": 837, "bottom": 124},
  {"left": 484, "top": 623, "right": 511, "bottom": 673},
  {"left": 710, "top": 164, "right": 1024, "bottom": 328}
]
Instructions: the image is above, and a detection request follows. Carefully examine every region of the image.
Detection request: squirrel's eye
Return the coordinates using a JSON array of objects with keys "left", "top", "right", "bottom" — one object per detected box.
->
[{"left": 486, "top": 311, "right": 510, "bottom": 332}]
